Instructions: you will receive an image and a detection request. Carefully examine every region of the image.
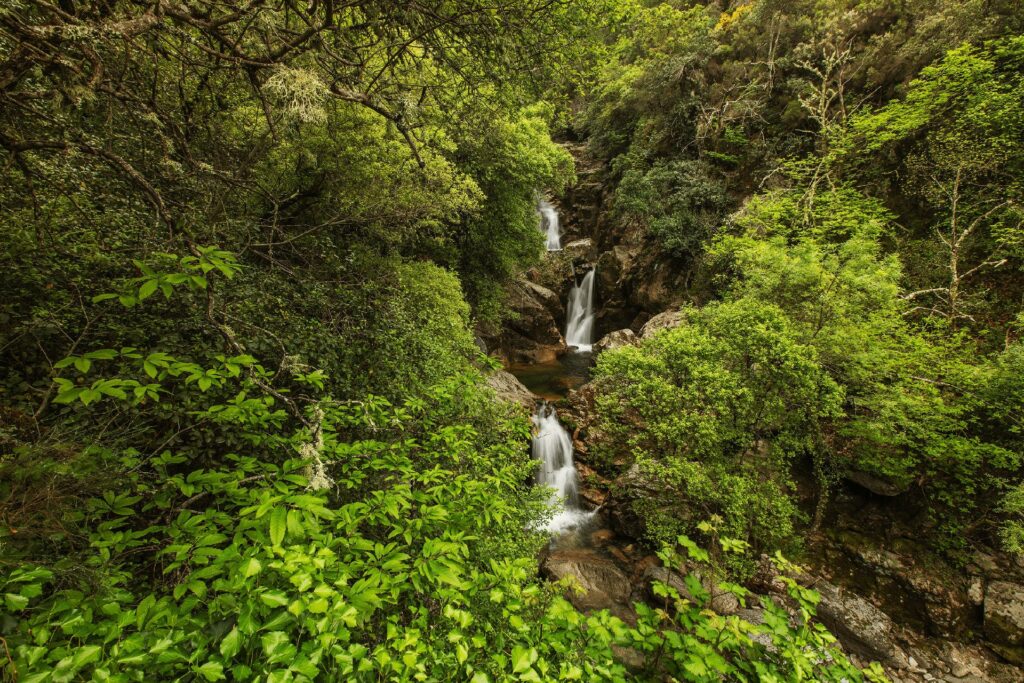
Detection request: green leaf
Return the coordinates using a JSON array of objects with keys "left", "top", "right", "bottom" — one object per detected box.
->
[
  {"left": 269, "top": 506, "right": 287, "bottom": 546},
  {"left": 259, "top": 590, "right": 289, "bottom": 608},
  {"left": 138, "top": 278, "right": 159, "bottom": 301},
  {"left": 510, "top": 646, "right": 537, "bottom": 673},
  {"left": 5, "top": 592, "right": 29, "bottom": 611},
  {"left": 220, "top": 628, "right": 242, "bottom": 660},
  {"left": 242, "top": 557, "right": 262, "bottom": 579},
  {"left": 195, "top": 661, "right": 225, "bottom": 681}
]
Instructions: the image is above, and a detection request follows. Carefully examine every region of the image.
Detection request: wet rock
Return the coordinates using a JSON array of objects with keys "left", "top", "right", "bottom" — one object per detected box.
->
[
  {"left": 485, "top": 370, "right": 536, "bottom": 409},
  {"left": 521, "top": 279, "right": 564, "bottom": 322},
  {"left": 590, "top": 528, "right": 615, "bottom": 546},
  {"left": 563, "top": 238, "right": 596, "bottom": 261},
  {"left": 814, "top": 580, "right": 911, "bottom": 669},
  {"left": 593, "top": 329, "right": 637, "bottom": 355},
  {"left": 846, "top": 469, "right": 909, "bottom": 496},
  {"left": 542, "top": 549, "right": 632, "bottom": 614},
  {"left": 828, "top": 531, "right": 976, "bottom": 638},
  {"left": 580, "top": 488, "right": 606, "bottom": 508},
  {"left": 983, "top": 581, "right": 1024, "bottom": 663},
  {"left": 639, "top": 309, "right": 685, "bottom": 338}
]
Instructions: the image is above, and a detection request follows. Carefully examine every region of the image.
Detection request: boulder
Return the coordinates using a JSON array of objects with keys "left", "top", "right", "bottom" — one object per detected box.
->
[
  {"left": 593, "top": 329, "right": 638, "bottom": 355},
  {"left": 521, "top": 279, "right": 564, "bottom": 323},
  {"left": 541, "top": 549, "right": 632, "bottom": 614},
  {"left": 984, "top": 581, "right": 1024, "bottom": 663},
  {"left": 814, "top": 581, "right": 911, "bottom": 669},
  {"left": 485, "top": 371, "right": 537, "bottom": 410},
  {"left": 639, "top": 309, "right": 685, "bottom": 338}
]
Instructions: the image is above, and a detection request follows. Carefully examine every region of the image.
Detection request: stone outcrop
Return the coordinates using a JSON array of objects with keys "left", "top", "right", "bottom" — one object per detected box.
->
[
  {"left": 814, "top": 580, "right": 912, "bottom": 669},
  {"left": 845, "top": 469, "right": 910, "bottom": 497},
  {"left": 818, "top": 528, "right": 977, "bottom": 639},
  {"left": 984, "top": 581, "right": 1024, "bottom": 664},
  {"left": 486, "top": 278, "right": 564, "bottom": 363},
  {"left": 593, "top": 328, "right": 637, "bottom": 355},
  {"left": 604, "top": 463, "right": 659, "bottom": 541},
  {"left": 639, "top": 309, "right": 685, "bottom": 338},
  {"left": 541, "top": 548, "right": 634, "bottom": 618},
  {"left": 485, "top": 370, "right": 537, "bottom": 410}
]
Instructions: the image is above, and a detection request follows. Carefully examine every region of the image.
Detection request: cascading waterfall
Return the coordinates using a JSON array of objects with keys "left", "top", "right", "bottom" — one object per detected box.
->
[
  {"left": 565, "top": 268, "right": 596, "bottom": 352},
  {"left": 538, "top": 200, "right": 562, "bottom": 251},
  {"left": 531, "top": 402, "right": 592, "bottom": 533}
]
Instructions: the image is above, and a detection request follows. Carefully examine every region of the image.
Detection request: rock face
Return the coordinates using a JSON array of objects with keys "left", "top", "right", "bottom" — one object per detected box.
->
[
  {"left": 814, "top": 581, "right": 911, "bottom": 669},
  {"left": 593, "top": 328, "right": 637, "bottom": 355},
  {"left": 817, "top": 528, "right": 977, "bottom": 639},
  {"left": 984, "top": 581, "right": 1024, "bottom": 663},
  {"left": 487, "top": 278, "right": 564, "bottom": 363},
  {"left": 563, "top": 238, "right": 596, "bottom": 261},
  {"left": 485, "top": 370, "right": 536, "bottom": 410}
]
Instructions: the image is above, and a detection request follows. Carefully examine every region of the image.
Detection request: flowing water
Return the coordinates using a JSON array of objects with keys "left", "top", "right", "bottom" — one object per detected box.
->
[
  {"left": 565, "top": 268, "right": 596, "bottom": 352},
  {"left": 531, "top": 403, "right": 593, "bottom": 533},
  {"left": 538, "top": 200, "right": 562, "bottom": 251}
]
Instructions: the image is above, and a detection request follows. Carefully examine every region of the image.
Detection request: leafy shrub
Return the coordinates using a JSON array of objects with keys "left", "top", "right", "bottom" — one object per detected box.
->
[{"left": 592, "top": 299, "right": 842, "bottom": 569}]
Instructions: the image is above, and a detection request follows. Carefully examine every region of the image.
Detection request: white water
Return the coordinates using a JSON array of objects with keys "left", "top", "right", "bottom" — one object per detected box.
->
[
  {"left": 531, "top": 403, "right": 592, "bottom": 533},
  {"left": 538, "top": 200, "right": 562, "bottom": 251},
  {"left": 565, "top": 268, "right": 596, "bottom": 352}
]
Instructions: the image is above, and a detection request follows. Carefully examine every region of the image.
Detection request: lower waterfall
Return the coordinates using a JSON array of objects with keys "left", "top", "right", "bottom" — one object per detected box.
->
[{"left": 531, "top": 402, "right": 593, "bottom": 533}]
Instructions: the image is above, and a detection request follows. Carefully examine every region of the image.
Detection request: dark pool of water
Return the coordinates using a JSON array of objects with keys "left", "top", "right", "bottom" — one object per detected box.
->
[{"left": 508, "top": 351, "right": 594, "bottom": 401}]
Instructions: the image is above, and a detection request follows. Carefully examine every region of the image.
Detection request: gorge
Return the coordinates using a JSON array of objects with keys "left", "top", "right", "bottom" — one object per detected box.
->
[{"left": 496, "top": 172, "right": 1024, "bottom": 683}]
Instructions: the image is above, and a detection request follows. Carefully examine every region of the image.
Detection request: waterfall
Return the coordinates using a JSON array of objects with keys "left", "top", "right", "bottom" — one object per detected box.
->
[
  {"left": 531, "top": 403, "right": 592, "bottom": 533},
  {"left": 538, "top": 200, "right": 562, "bottom": 251},
  {"left": 565, "top": 268, "right": 596, "bottom": 352}
]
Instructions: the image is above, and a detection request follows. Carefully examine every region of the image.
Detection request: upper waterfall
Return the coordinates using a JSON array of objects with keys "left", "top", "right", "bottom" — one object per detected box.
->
[
  {"left": 538, "top": 200, "right": 562, "bottom": 251},
  {"left": 565, "top": 268, "right": 596, "bottom": 352}
]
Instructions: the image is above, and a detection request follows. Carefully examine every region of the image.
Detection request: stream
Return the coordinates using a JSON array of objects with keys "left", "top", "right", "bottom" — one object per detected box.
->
[{"left": 513, "top": 200, "right": 602, "bottom": 539}]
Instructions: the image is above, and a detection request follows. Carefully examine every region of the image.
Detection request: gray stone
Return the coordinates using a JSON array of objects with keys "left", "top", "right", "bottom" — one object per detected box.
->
[
  {"left": 639, "top": 309, "right": 685, "bottom": 338},
  {"left": 593, "top": 328, "right": 637, "bottom": 355},
  {"left": 542, "top": 549, "right": 632, "bottom": 613},
  {"left": 485, "top": 370, "right": 537, "bottom": 410},
  {"left": 814, "top": 581, "right": 911, "bottom": 669},
  {"left": 984, "top": 581, "right": 1024, "bottom": 651}
]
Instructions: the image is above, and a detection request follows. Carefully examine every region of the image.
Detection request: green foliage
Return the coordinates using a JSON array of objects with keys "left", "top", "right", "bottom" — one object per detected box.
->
[
  {"left": 592, "top": 299, "right": 842, "bottom": 567},
  {"left": 615, "top": 157, "right": 728, "bottom": 259},
  {"left": 453, "top": 105, "right": 576, "bottom": 326}
]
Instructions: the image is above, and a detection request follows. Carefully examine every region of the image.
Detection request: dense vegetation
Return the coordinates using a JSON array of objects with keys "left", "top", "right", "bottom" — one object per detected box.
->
[
  {"left": 1, "top": 0, "right": 1022, "bottom": 680},
  {"left": 585, "top": 2, "right": 1024, "bottom": 567}
]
